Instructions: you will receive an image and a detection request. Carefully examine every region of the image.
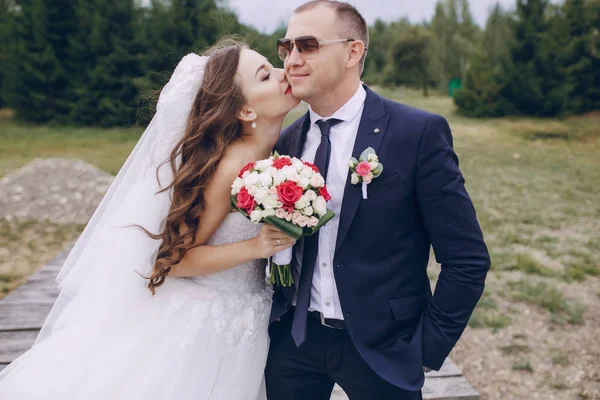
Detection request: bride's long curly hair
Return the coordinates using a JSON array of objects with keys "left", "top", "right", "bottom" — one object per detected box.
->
[{"left": 144, "top": 39, "right": 247, "bottom": 294}]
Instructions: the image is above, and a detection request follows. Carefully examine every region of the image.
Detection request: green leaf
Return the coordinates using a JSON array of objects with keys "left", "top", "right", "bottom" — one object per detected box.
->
[
  {"left": 372, "top": 163, "right": 384, "bottom": 177},
  {"left": 264, "top": 216, "right": 305, "bottom": 239},
  {"left": 349, "top": 157, "right": 359, "bottom": 168},
  {"left": 359, "top": 147, "right": 376, "bottom": 161},
  {"left": 273, "top": 150, "right": 280, "bottom": 157},
  {"left": 304, "top": 209, "right": 336, "bottom": 236}
]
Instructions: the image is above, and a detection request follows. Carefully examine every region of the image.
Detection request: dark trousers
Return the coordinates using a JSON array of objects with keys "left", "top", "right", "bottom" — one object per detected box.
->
[{"left": 265, "top": 309, "right": 423, "bottom": 400}]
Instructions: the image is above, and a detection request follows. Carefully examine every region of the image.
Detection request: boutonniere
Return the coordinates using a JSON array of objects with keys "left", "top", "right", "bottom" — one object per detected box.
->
[{"left": 348, "top": 147, "right": 383, "bottom": 199}]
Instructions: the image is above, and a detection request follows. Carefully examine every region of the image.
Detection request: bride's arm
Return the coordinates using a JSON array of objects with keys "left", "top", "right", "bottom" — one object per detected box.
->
[{"left": 168, "top": 157, "right": 295, "bottom": 278}]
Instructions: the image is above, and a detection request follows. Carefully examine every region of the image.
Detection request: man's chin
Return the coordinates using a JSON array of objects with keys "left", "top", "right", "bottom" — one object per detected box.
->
[{"left": 290, "top": 86, "right": 311, "bottom": 102}]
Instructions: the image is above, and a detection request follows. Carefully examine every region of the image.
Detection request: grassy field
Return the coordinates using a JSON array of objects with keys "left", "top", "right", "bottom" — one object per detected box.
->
[{"left": 1, "top": 89, "right": 599, "bottom": 399}]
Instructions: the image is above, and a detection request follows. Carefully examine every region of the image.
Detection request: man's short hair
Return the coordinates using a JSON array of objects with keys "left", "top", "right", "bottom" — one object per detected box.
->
[{"left": 294, "top": 1, "right": 369, "bottom": 75}]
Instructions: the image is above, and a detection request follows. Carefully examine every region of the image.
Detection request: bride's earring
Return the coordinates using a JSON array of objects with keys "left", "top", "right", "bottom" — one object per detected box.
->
[{"left": 251, "top": 119, "right": 257, "bottom": 129}]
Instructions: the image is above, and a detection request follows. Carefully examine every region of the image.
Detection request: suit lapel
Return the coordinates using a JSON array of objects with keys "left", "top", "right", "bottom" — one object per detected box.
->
[
  {"left": 288, "top": 111, "right": 311, "bottom": 158},
  {"left": 335, "top": 86, "right": 390, "bottom": 254}
]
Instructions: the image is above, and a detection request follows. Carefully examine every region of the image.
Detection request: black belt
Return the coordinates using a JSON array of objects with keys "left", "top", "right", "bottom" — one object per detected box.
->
[{"left": 308, "top": 310, "right": 346, "bottom": 330}]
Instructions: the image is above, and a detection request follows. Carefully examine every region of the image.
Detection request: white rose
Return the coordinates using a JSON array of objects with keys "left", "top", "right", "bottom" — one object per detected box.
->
[
  {"left": 268, "top": 186, "right": 278, "bottom": 195},
  {"left": 253, "top": 188, "right": 268, "bottom": 203},
  {"left": 363, "top": 172, "right": 374, "bottom": 184},
  {"left": 273, "top": 170, "right": 286, "bottom": 185},
  {"left": 244, "top": 171, "right": 260, "bottom": 187},
  {"left": 310, "top": 173, "right": 325, "bottom": 188},
  {"left": 231, "top": 177, "right": 244, "bottom": 195},
  {"left": 295, "top": 195, "right": 310, "bottom": 210},
  {"left": 369, "top": 161, "right": 378, "bottom": 171},
  {"left": 308, "top": 216, "right": 319, "bottom": 227},
  {"left": 275, "top": 208, "right": 287, "bottom": 219},
  {"left": 312, "top": 196, "right": 327, "bottom": 217},
  {"left": 262, "top": 208, "right": 276, "bottom": 218},
  {"left": 281, "top": 165, "right": 299, "bottom": 182},
  {"left": 254, "top": 159, "right": 273, "bottom": 171},
  {"left": 262, "top": 194, "right": 283, "bottom": 209},
  {"left": 292, "top": 158, "right": 305, "bottom": 171},
  {"left": 367, "top": 153, "right": 378, "bottom": 162},
  {"left": 351, "top": 173, "right": 360, "bottom": 185},
  {"left": 302, "top": 206, "right": 314, "bottom": 216},
  {"left": 258, "top": 171, "right": 273, "bottom": 187},
  {"left": 300, "top": 166, "right": 314, "bottom": 178},
  {"left": 305, "top": 189, "right": 317, "bottom": 201},
  {"left": 297, "top": 176, "right": 310, "bottom": 189},
  {"left": 246, "top": 184, "right": 259, "bottom": 197},
  {"left": 250, "top": 210, "right": 263, "bottom": 223}
]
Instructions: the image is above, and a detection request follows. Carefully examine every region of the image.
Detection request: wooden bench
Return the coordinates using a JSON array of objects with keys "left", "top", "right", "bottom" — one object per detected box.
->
[{"left": 0, "top": 244, "right": 479, "bottom": 399}]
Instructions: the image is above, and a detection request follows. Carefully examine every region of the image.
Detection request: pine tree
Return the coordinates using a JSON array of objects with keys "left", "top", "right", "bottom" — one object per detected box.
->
[
  {"left": 70, "top": 0, "right": 142, "bottom": 127},
  {"left": 7, "top": 0, "right": 76, "bottom": 122},
  {"left": 500, "top": 0, "right": 569, "bottom": 116},
  {"left": 561, "top": 0, "right": 600, "bottom": 113}
]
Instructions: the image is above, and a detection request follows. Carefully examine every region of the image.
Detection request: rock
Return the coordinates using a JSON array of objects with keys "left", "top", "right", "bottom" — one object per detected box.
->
[{"left": 0, "top": 158, "right": 114, "bottom": 224}]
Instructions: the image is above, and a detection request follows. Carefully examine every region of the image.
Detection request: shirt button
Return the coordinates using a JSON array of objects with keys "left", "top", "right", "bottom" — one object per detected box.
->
[
  {"left": 325, "top": 302, "right": 331, "bottom": 307},
  {"left": 322, "top": 262, "right": 327, "bottom": 268}
]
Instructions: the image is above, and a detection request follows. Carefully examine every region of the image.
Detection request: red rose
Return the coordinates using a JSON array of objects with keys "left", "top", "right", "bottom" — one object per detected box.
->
[
  {"left": 273, "top": 157, "right": 292, "bottom": 170},
  {"left": 277, "top": 180, "right": 304, "bottom": 212},
  {"left": 319, "top": 185, "right": 332, "bottom": 201},
  {"left": 303, "top": 161, "right": 320, "bottom": 173},
  {"left": 238, "top": 162, "right": 255, "bottom": 177},
  {"left": 236, "top": 187, "right": 256, "bottom": 214}
]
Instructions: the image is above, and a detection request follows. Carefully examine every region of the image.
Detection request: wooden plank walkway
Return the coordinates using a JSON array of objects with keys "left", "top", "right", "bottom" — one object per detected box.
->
[{"left": 0, "top": 243, "right": 479, "bottom": 399}]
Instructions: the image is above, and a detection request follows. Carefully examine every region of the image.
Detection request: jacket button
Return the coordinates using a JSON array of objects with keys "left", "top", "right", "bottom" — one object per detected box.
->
[{"left": 345, "top": 313, "right": 351, "bottom": 318}]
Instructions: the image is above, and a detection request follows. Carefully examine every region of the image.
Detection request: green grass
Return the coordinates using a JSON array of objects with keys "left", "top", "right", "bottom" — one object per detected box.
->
[
  {"left": 512, "top": 360, "right": 534, "bottom": 372},
  {"left": 0, "top": 118, "right": 142, "bottom": 177},
  {"left": 508, "top": 280, "right": 586, "bottom": 325},
  {"left": 506, "top": 254, "right": 558, "bottom": 277}
]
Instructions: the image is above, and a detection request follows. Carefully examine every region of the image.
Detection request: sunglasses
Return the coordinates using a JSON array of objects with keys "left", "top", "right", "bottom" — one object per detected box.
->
[{"left": 277, "top": 36, "right": 360, "bottom": 62}]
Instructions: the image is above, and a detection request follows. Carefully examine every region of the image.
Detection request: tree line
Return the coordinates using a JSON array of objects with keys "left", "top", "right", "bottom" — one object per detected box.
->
[{"left": 0, "top": 0, "right": 598, "bottom": 127}]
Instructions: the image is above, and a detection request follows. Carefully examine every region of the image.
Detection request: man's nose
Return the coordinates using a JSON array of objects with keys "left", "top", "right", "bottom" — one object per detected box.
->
[{"left": 285, "top": 45, "right": 304, "bottom": 68}]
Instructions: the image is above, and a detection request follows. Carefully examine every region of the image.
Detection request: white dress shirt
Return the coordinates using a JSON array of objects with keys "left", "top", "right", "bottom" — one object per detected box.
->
[{"left": 293, "top": 84, "right": 367, "bottom": 320}]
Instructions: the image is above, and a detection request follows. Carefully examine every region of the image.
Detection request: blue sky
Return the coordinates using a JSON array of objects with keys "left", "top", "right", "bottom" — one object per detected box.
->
[{"left": 223, "top": 0, "right": 520, "bottom": 33}]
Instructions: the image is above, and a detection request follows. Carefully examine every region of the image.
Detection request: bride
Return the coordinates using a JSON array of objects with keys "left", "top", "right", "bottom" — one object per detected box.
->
[{"left": 0, "top": 39, "right": 299, "bottom": 399}]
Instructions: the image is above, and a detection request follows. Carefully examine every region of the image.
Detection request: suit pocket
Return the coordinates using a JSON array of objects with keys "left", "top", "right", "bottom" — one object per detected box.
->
[{"left": 389, "top": 294, "right": 428, "bottom": 321}]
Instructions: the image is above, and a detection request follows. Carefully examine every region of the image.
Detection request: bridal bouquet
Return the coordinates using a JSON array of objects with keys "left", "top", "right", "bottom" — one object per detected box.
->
[{"left": 231, "top": 152, "right": 335, "bottom": 286}]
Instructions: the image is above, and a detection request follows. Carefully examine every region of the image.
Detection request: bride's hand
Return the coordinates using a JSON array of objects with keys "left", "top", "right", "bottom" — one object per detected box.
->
[{"left": 254, "top": 224, "right": 296, "bottom": 259}]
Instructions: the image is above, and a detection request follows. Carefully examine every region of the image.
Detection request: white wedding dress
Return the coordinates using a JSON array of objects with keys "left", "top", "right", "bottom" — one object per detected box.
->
[
  {"left": 0, "top": 52, "right": 273, "bottom": 399},
  {"left": 0, "top": 212, "right": 272, "bottom": 399}
]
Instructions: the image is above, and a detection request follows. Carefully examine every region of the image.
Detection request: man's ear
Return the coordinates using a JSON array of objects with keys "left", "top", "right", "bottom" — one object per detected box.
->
[
  {"left": 346, "top": 40, "right": 366, "bottom": 69},
  {"left": 238, "top": 106, "right": 257, "bottom": 123}
]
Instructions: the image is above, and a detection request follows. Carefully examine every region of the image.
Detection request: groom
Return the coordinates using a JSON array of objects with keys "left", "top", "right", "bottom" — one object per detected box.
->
[{"left": 267, "top": 1, "right": 490, "bottom": 399}]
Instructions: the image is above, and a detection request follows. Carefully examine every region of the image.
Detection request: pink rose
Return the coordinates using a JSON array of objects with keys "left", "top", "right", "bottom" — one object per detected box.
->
[
  {"left": 268, "top": 186, "right": 278, "bottom": 195},
  {"left": 363, "top": 172, "right": 374, "bottom": 184},
  {"left": 355, "top": 161, "right": 371, "bottom": 177},
  {"left": 291, "top": 211, "right": 302, "bottom": 225},
  {"left": 275, "top": 208, "right": 287, "bottom": 219},
  {"left": 308, "top": 216, "right": 319, "bottom": 227}
]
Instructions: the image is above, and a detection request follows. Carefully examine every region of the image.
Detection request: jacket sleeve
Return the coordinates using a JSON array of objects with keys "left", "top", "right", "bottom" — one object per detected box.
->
[{"left": 416, "top": 115, "right": 490, "bottom": 370}]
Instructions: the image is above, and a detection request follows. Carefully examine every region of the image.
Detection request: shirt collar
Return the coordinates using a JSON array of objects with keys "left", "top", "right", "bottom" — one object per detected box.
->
[{"left": 308, "top": 84, "right": 366, "bottom": 125}]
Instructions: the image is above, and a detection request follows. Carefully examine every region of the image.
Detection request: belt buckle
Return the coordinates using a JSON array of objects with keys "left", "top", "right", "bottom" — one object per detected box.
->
[{"left": 319, "top": 312, "right": 341, "bottom": 330}]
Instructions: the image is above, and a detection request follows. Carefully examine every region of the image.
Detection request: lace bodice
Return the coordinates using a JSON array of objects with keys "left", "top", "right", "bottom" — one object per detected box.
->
[
  {"left": 157, "top": 212, "right": 272, "bottom": 351},
  {"left": 188, "top": 212, "right": 268, "bottom": 294}
]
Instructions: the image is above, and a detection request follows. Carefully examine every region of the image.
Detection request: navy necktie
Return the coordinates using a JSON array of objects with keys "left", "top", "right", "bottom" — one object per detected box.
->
[{"left": 291, "top": 118, "right": 342, "bottom": 347}]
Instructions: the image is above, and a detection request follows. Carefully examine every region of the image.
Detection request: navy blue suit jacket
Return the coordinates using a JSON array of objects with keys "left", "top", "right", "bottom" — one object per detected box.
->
[{"left": 270, "top": 85, "right": 490, "bottom": 391}]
